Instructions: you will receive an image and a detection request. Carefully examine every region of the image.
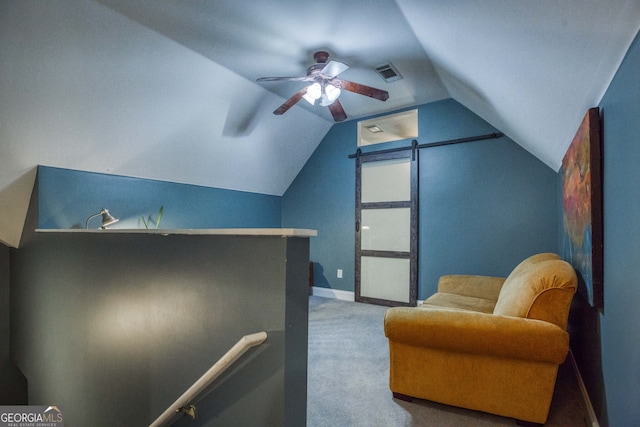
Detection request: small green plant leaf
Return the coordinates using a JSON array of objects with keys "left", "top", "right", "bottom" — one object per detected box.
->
[
  {"left": 156, "top": 206, "right": 163, "bottom": 229},
  {"left": 141, "top": 206, "right": 163, "bottom": 229}
]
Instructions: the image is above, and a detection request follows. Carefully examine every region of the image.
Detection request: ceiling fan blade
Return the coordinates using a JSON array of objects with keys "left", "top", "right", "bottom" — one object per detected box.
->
[
  {"left": 257, "top": 76, "right": 310, "bottom": 82},
  {"left": 328, "top": 99, "right": 348, "bottom": 122},
  {"left": 338, "top": 79, "right": 389, "bottom": 101},
  {"left": 321, "top": 60, "right": 349, "bottom": 78},
  {"left": 273, "top": 87, "right": 308, "bottom": 115}
]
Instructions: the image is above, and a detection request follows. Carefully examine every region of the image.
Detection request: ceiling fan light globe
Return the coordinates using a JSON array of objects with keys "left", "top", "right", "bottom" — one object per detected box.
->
[
  {"left": 325, "top": 84, "right": 341, "bottom": 102},
  {"left": 303, "top": 93, "right": 316, "bottom": 105},
  {"left": 307, "top": 82, "right": 322, "bottom": 100}
]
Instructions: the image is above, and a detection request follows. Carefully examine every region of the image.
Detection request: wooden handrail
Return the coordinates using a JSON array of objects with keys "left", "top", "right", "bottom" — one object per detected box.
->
[{"left": 149, "top": 331, "right": 268, "bottom": 427}]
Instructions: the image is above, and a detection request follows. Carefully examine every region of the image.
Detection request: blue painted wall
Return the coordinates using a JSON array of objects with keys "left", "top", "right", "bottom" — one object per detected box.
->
[
  {"left": 280, "top": 122, "right": 357, "bottom": 291},
  {"left": 37, "top": 166, "right": 281, "bottom": 230},
  {"left": 595, "top": 30, "right": 640, "bottom": 426},
  {"left": 282, "top": 99, "right": 558, "bottom": 299}
]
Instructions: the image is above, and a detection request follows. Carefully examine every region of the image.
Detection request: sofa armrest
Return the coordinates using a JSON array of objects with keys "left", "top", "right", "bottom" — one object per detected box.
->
[
  {"left": 437, "top": 275, "right": 506, "bottom": 301},
  {"left": 384, "top": 307, "right": 569, "bottom": 364}
]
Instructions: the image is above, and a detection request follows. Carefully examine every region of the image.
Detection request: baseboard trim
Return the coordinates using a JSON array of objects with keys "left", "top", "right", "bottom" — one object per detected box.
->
[
  {"left": 311, "top": 286, "right": 355, "bottom": 301},
  {"left": 568, "top": 350, "right": 600, "bottom": 427},
  {"left": 311, "top": 287, "right": 424, "bottom": 305}
]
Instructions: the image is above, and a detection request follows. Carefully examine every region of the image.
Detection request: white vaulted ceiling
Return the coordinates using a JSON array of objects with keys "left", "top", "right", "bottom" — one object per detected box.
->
[{"left": 1, "top": 0, "right": 640, "bottom": 247}]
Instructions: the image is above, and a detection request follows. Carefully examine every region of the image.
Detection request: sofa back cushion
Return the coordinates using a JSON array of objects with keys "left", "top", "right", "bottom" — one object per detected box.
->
[{"left": 493, "top": 257, "right": 577, "bottom": 329}]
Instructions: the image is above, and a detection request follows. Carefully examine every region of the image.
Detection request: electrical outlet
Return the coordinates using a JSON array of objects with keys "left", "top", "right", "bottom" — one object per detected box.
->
[{"left": 337, "top": 269, "right": 343, "bottom": 278}]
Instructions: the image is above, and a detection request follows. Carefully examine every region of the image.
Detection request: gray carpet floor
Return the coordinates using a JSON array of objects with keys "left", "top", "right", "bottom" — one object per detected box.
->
[{"left": 307, "top": 295, "right": 590, "bottom": 427}]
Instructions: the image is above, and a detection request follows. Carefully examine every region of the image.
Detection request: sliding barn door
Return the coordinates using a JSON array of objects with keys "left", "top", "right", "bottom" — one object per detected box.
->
[{"left": 355, "top": 150, "right": 418, "bottom": 306}]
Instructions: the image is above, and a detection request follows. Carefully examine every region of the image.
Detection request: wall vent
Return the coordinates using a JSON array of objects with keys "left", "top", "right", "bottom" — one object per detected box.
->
[{"left": 375, "top": 63, "right": 403, "bottom": 83}]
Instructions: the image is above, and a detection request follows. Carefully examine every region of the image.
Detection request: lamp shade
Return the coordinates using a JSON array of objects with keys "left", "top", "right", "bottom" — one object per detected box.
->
[{"left": 86, "top": 208, "right": 119, "bottom": 229}]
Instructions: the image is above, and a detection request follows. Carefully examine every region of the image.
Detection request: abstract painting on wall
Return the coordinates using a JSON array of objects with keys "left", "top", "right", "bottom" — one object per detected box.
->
[{"left": 561, "top": 107, "right": 604, "bottom": 311}]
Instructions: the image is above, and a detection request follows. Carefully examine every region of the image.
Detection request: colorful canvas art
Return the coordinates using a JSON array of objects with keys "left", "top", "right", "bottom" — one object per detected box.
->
[{"left": 561, "top": 107, "right": 604, "bottom": 310}]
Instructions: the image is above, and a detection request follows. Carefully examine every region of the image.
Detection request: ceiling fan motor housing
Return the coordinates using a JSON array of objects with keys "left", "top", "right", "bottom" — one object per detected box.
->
[{"left": 313, "top": 51, "right": 330, "bottom": 63}]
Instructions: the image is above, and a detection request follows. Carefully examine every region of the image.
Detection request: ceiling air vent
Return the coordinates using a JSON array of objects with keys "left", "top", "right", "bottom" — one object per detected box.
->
[{"left": 375, "top": 62, "right": 403, "bottom": 83}]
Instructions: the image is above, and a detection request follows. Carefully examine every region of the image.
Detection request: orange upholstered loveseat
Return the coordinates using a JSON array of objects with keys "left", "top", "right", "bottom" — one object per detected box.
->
[{"left": 384, "top": 253, "right": 577, "bottom": 424}]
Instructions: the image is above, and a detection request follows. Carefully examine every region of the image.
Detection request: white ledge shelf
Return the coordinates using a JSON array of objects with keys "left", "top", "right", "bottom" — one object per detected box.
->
[{"left": 36, "top": 228, "right": 317, "bottom": 237}]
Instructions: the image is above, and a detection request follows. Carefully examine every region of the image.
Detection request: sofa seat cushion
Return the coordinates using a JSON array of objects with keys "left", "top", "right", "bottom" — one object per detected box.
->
[{"left": 420, "top": 292, "right": 496, "bottom": 314}]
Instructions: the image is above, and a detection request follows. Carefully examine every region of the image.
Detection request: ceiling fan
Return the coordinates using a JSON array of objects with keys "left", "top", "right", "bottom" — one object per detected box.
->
[{"left": 256, "top": 51, "right": 389, "bottom": 122}]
